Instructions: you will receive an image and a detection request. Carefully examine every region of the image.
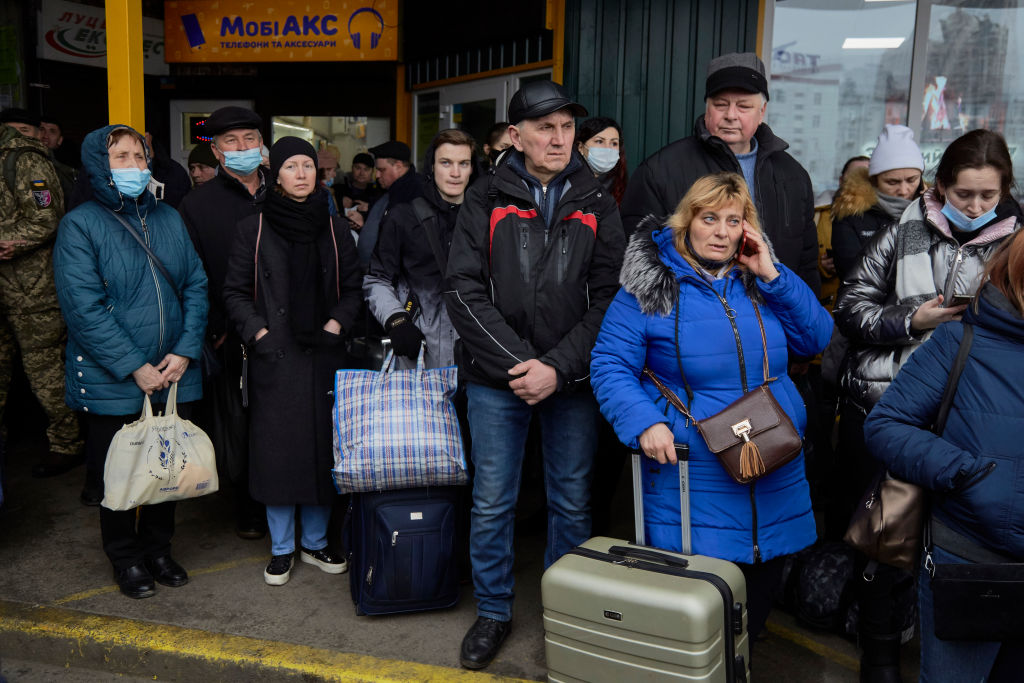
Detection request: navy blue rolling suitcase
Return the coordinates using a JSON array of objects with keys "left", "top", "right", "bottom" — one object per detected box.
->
[{"left": 345, "top": 485, "right": 463, "bottom": 615}]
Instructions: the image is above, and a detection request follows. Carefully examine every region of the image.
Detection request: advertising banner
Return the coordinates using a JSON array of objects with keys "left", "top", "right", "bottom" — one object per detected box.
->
[
  {"left": 164, "top": 1, "right": 398, "bottom": 63},
  {"left": 37, "top": 0, "right": 168, "bottom": 75}
]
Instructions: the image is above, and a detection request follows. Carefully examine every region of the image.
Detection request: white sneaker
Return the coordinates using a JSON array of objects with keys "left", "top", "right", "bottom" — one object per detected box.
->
[{"left": 300, "top": 547, "right": 348, "bottom": 574}]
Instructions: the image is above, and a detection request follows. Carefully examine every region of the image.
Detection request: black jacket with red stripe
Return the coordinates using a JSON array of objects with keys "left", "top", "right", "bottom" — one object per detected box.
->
[{"left": 445, "top": 151, "right": 625, "bottom": 391}]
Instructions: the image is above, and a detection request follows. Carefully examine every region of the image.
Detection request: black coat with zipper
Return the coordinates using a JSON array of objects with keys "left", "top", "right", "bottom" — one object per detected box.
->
[
  {"left": 444, "top": 151, "right": 625, "bottom": 391},
  {"left": 222, "top": 207, "right": 362, "bottom": 505},
  {"left": 620, "top": 116, "right": 820, "bottom": 296}
]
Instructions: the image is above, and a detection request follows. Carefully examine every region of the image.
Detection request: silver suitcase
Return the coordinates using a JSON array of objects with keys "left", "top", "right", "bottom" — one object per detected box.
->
[{"left": 542, "top": 450, "right": 750, "bottom": 682}]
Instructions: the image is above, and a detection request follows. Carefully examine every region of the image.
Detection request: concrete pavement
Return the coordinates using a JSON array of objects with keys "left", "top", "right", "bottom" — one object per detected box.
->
[{"left": 0, "top": 435, "right": 916, "bottom": 681}]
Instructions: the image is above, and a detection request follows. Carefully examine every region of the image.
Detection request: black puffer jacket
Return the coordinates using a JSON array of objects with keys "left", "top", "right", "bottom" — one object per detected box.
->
[
  {"left": 620, "top": 116, "right": 820, "bottom": 295},
  {"left": 445, "top": 150, "right": 625, "bottom": 391},
  {"left": 829, "top": 169, "right": 900, "bottom": 283}
]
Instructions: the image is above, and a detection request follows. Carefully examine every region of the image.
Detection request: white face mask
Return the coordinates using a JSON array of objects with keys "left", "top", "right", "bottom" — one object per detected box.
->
[{"left": 586, "top": 146, "right": 619, "bottom": 174}]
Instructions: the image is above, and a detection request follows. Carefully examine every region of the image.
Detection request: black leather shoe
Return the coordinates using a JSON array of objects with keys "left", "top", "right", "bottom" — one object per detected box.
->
[
  {"left": 146, "top": 555, "right": 189, "bottom": 587},
  {"left": 236, "top": 518, "right": 268, "bottom": 540},
  {"left": 32, "top": 451, "right": 84, "bottom": 478},
  {"left": 115, "top": 564, "right": 156, "bottom": 599},
  {"left": 80, "top": 483, "right": 103, "bottom": 507},
  {"left": 460, "top": 617, "right": 512, "bottom": 670}
]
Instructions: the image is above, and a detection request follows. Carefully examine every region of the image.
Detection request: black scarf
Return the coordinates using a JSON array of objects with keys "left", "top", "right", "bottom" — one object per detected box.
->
[{"left": 262, "top": 188, "right": 332, "bottom": 346}]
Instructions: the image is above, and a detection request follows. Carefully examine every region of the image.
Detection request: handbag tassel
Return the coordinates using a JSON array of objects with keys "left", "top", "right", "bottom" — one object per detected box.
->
[{"left": 739, "top": 437, "right": 766, "bottom": 480}]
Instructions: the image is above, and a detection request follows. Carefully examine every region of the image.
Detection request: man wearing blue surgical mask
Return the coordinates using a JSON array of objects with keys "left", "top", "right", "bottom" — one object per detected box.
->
[{"left": 178, "top": 106, "right": 269, "bottom": 541}]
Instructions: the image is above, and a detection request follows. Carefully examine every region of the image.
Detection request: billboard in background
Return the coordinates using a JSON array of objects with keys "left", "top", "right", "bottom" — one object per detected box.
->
[
  {"left": 164, "top": 1, "right": 398, "bottom": 63},
  {"left": 37, "top": 0, "right": 168, "bottom": 75}
]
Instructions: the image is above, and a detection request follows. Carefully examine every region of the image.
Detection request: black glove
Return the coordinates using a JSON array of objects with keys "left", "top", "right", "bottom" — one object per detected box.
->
[{"left": 385, "top": 312, "right": 425, "bottom": 359}]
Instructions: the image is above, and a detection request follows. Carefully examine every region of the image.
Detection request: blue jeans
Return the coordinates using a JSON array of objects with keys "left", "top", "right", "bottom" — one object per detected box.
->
[
  {"left": 919, "top": 544, "right": 1002, "bottom": 682},
  {"left": 265, "top": 504, "right": 331, "bottom": 556},
  {"left": 465, "top": 382, "right": 598, "bottom": 622}
]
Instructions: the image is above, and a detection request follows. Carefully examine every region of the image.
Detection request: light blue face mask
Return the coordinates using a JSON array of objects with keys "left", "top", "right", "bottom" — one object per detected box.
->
[
  {"left": 585, "top": 146, "right": 619, "bottom": 174},
  {"left": 941, "top": 201, "right": 999, "bottom": 232},
  {"left": 220, "top": 146, "right": 263, "bottom": 175},
  {"left": 111, "top": 167, "right": 152, "bottom": 198},
  {"left": 324, "top": 176, "right": 335, "bottom": 188}
]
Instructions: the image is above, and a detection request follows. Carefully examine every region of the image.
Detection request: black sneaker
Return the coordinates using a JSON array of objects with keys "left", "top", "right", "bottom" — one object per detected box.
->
[
  {"left": 459, "top": 617, "right": 512, "bottom": 670},
  {"left": 300, "top": 546, "right": 348, "bottom": 574},
  {"left": 263, "top": 554, "right": 293, "bottom": 585}
]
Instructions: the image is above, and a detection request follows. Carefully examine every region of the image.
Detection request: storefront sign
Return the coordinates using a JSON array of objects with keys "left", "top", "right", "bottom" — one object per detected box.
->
[
  {"left": 37, "top": 0, "right": 168, "bottom": 75},
  {"left": 164, "top": 1, "right": 397, "bottom": 63}
]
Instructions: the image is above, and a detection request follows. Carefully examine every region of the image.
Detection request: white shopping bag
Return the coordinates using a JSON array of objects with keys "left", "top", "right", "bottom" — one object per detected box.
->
[{"left": 102, "top": 382, "right": 219, "bottom": 510}]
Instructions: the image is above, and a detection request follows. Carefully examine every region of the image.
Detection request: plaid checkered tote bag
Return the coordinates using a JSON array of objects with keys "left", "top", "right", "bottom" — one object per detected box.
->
[{"left": 332, "top": 346, "right": 467, "bottom": 493}]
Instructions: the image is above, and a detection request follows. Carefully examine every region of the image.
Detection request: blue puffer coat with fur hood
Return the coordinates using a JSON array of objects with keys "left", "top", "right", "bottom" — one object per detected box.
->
[
  {"left": 53, "top": 124, "right": 208, "bottom": 415},
  {"left": 591, "top": 222, "right": 832, "bottom": 563}
]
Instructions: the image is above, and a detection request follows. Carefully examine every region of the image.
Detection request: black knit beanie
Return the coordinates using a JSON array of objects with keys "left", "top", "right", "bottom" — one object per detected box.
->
[{"left": 269, "top": 136, "right": 318, "bottom": 183}]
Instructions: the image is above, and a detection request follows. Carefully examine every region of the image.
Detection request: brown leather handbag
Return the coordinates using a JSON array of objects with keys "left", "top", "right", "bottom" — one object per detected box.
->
[{"left": 644, "top": 302, "right": 803, "bottom": 484}]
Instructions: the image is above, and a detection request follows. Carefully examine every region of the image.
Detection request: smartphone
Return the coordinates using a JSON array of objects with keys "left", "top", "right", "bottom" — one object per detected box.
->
[
  {"left": 948, "top": 294, "right": 974, "bottom": 307},
  {"left": 738, "top": 232, "right": 757, "bottom": 258}
]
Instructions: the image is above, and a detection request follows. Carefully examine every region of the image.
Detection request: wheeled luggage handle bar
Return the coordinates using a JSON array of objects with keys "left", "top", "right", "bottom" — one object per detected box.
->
[{"left": 608, "top": 545, "right": 690, "bottom": 568}]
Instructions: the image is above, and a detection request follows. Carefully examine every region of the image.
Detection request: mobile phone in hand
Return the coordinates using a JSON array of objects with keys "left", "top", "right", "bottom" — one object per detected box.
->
[
  {"left": 738, "top": 232, "right": 757, "bottom": 258},
  {"left": 948, "top": 294, "right": 974, "bottom": 307}
]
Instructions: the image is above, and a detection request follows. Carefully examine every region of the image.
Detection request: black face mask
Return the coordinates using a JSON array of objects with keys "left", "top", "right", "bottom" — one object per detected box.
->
[{"left": 488, "top": 147, "right": 504, "bottom": 164}]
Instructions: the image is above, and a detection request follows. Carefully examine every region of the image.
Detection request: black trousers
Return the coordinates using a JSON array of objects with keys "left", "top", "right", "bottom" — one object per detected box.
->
[{"left": 84, "top": 402, "right": 194, "bottom": 572}]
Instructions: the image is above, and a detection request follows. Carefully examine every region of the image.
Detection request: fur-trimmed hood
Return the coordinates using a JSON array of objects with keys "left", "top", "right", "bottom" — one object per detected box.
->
[
  {"left": 830, "top": 167, "right": 878, "bottom": 222},
  {"left": 620, "top": 215, "right": 776, "bottom": 315}
]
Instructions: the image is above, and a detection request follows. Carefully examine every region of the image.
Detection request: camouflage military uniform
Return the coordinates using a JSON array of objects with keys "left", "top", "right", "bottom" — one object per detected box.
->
[{"left": 0, "top": 125, "right": 81, "bottom": 455}]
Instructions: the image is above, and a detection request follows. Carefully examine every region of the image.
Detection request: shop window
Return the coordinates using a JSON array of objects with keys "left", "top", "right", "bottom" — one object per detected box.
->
[
  {"left": 916, "top": 2, "right": 1024, "bottom": 178},
  {"left": 770, "top": 0, "right": 917, "bottom": 196}
]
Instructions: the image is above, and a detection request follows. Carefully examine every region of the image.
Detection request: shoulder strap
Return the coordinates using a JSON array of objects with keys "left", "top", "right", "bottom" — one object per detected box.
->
[
  {"left": 103, "top": 207, "right": 183, "bottom": 304},
  {"left": 642, "top": 367, "right": 695, "bottom": 424},
  {"left": 3, "top": 146, "right": 50, "bottom": 196},
  {"left": 934, "top": 323, "right": 974, "bottom": 436},
  {"left": 411, "top": 196, "right": 448, "bottom": 276}
]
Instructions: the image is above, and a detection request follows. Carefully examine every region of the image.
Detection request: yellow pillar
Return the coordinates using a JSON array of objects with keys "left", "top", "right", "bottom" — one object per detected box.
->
[
  {"left": 105, "top": 0, "right": 146, "bottom": 132},
  {"left": 547, "top": 0, "right": 566, "bottom": 84}
]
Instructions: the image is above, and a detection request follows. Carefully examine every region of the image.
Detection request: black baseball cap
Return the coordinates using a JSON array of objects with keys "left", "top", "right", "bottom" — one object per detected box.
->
[
  {"left": 369, "top": 140, "right": 411, "bottom": 163},
  {"left": 0, "top": 108, "right": 41, "bottom": 128},
  {"left": 352, "top": 152, "right": 374, "bottom": 167},
  {"left": 705, "top": 52, "right": 770, "bottom": 101},
  {"left": 205, "top": 106, "right": 263, "bottom": 136},
  {"left": 507, "top": 81, "right": 587, "bottom": 125}
]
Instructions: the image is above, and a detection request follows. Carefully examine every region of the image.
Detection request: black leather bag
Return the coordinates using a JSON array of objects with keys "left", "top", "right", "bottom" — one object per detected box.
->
[{"left": 931, "top": 559, "right": 1024, "bottom": 641}]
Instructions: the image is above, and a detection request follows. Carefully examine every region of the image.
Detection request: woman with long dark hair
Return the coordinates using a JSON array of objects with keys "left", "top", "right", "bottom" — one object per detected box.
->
[
  {"left": 834, "top": 128, "right": 1021, "bottom": 681},
  {"left": 223, "top": 136, "right": 362, "bottom": 586},
  {"left": 575, "top": 117, "right": 628, "bottom": 204},
  {"left": 865, "top": 228, "right": 1024, "bottom": 682}
]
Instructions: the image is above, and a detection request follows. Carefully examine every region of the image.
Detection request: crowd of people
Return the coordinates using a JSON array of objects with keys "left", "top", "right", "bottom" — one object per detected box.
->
[{"left": 0, "top": 49, "right": 1021, "bottom": 680}]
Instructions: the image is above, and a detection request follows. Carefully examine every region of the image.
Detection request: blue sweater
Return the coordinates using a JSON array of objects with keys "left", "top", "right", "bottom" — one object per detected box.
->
[
  {"left": 591, "top": 226, "right": 832, "bottom": 563},
  {"left": 865, "top": 283, "right": 1024, "bottom": 560},
  {"left": 53, "top": 125, "right": 208, "bottom": 415}
]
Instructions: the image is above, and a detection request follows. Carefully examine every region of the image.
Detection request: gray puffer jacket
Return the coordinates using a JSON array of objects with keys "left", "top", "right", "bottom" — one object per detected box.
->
[{"left": 834, "top": 188, "right": 1019, "bottom": 413}]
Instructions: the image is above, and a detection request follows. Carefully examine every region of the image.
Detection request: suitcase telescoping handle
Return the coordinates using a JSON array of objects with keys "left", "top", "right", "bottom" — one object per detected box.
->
[
  {"left": 632, "top": 445, "right": 690, "bottom": 553},
  {"left": 608, "top": 545, "right": 690, "bottom": 568}
]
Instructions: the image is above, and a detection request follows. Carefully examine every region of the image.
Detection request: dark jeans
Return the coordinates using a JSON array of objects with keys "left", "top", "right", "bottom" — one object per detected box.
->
[{"left": 84, "top": 401, "right": 194, "bottom": 572}]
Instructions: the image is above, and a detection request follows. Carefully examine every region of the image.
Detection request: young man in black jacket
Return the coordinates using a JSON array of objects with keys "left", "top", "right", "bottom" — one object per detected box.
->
[{"left": 445, "top": 81, "right": 625, "bottom": 670}]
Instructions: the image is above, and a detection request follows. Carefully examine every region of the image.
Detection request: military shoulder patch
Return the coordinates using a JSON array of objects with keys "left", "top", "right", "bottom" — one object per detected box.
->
[{"left": 31, "top": 179, "right": 52, "bottom": 208}]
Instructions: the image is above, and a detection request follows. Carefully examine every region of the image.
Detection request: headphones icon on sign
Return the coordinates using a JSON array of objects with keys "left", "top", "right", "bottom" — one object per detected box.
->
[{"left": 348, "top": 8, "right": 384, "bottom": 49}]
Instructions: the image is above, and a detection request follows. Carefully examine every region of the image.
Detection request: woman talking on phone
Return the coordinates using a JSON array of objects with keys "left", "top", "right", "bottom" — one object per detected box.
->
[
  {"left": 590, "top": 172, "right": 832, "bottom": 649},
  {"left": 833, "top": 128, "right": 1021, "bottom": 680}
]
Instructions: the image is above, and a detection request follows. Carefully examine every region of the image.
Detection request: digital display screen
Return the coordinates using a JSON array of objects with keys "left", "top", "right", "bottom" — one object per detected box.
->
[{"left": 187, "top": 114, "right": 213, "bottom": 144}]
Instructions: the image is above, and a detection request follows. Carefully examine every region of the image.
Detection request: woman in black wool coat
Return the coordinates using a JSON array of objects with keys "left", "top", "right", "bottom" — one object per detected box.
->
[{"left": 223, "top": 136, "right": 362, "bottom": 586}]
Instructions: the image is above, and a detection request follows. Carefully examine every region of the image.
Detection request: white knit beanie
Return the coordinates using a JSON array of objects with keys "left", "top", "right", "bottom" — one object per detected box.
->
[{"left": 869, "top": 124, "right": 924, "bottom": 176}]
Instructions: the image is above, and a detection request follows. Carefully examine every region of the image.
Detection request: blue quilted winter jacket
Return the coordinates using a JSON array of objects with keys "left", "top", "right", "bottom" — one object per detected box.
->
[
  {"left": 53, "top": 125, "right": 208, "bottom": 416},
  {"left": 865, "top": 283, "right": 1024, "bottom": 560},
  {"left": 591, "top": 226, "right": 832, "bottom": 563}
]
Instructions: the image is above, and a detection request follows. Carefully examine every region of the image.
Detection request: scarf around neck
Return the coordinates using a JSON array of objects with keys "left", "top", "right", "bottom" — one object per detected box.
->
[{"left": 875, "top": 191, "right": 912, "bottom": 221}]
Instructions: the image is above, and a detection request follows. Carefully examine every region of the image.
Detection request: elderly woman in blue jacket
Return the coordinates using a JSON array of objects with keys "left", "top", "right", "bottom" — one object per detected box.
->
[
  {"left": 591, "top": 172, "right": 832, "bottom": 644},
  {"left": 53, "top": 124, "right": 208, "bottom": 600},
  {"left": 864, "top": 229, "right": 1024, "bottom": 682}
]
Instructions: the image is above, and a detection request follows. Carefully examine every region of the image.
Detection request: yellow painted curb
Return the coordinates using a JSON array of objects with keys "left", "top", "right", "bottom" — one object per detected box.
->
[
  {"left": 0, "top": 600, "right": 532, "bottom": 682},
  {"left": 765, "top": 619, "right": 860, "bottom": 672}
]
